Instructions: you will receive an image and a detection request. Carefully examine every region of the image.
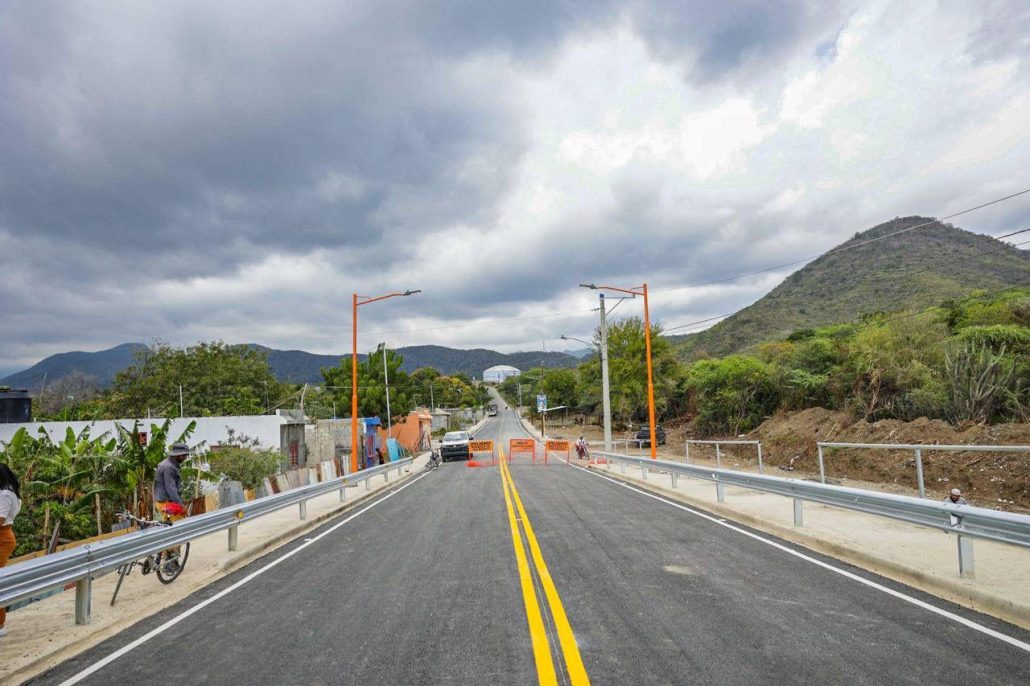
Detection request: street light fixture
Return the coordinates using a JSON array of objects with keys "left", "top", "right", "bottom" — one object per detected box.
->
[
  {"left": 580, "top": 282, "right": 658, "bottom": 459},
  {"left": 351, "top": 289, "right": 421, "bottom": 474}
]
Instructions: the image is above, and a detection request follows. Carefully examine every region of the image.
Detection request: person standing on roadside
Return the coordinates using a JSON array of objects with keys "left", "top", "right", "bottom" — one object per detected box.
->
[
  {"left": 944, "top": 488, "right": 968, "bottom": 506},
  {"left": 0, "top": 462, "right": 22, "bottom": 639},
  {"left": 154, "top": 443, "right": 190, "bottom": 522}
]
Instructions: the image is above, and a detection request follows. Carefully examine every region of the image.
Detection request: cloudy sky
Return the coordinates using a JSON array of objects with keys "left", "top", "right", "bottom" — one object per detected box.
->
[{"left": 2, "top": 0, "right": 1029, "bottom": 374}]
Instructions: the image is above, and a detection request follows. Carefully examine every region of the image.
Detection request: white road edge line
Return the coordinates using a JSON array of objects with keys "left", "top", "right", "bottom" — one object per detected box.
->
[
  {"left": 59, "top": 470, "right": 432, "bottom": 686},
  {"left": 569, "top": 462, "right": 1030, "bottom": 654}
]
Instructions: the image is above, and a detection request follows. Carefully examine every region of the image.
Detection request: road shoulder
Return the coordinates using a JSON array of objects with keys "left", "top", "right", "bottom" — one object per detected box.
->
[{"left": 1, "top": 457, "right": 428, "bottom": 686}]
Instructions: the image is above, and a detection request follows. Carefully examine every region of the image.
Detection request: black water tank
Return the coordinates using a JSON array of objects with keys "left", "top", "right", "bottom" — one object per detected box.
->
[{"left": 0, "top": 389, "right": 32, "bottom": 423}]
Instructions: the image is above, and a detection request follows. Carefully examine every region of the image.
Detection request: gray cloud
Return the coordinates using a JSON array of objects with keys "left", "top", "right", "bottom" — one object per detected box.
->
[
  {"left": 1, "top": 0, "right": 1028, "bottom": 372},
  {"left": 628, "top": 0, "right": 849, "bottom": 84}
]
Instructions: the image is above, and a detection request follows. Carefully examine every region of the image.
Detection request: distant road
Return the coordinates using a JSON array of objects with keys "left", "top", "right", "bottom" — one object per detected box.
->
[{"left": 34, "top": 407, "right": 1030, "bottom": 685}]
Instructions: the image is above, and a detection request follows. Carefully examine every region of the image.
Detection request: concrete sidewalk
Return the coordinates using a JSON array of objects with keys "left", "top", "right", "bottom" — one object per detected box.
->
[
  {"left": 0, "top": 456, "right": 428, "bottom": 685},
  {"left": 584, "top": 458, "right": 1030, "bottom": 630}
]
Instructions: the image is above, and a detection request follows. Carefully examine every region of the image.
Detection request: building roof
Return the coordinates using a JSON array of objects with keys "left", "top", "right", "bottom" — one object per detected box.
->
[{"left": 483, "top": 364, "right": 520, "bottom": 373}]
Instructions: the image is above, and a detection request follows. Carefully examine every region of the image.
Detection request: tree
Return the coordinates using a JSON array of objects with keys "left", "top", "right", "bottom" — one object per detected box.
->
[
  {"left": 106, "top": 342, "right": 286, "bottom": 418},
  {"left": 577, "top": 317, "right": 683, "bottom": 423},
  {"left": 541, "top": 369, "right": 578, "bottom": 409},
  {"left": 322, "top": 348, "right": 414, "bottom": 421}
]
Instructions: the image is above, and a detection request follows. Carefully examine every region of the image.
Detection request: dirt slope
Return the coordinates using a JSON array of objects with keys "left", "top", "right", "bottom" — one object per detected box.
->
[{"left": 746, "top": 408, "right": 1030, "bottom": 511}]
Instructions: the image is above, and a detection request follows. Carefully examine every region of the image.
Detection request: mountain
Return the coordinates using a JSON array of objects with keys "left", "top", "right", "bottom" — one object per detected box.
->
[
  {"left": 0, "top": 343, "right": 147, "bottom": 391},
  {"left": 1, "top": 343, "right": 580, "bottom": 390},
  {"left": 674, "top": 216, "right": 1030, "bottom": 359},
  {"left": 389, "top": 345, "right": 577, "bottom": 379},
  {"left": 251, "top": 344, "right": 578, "bottom": 382}
]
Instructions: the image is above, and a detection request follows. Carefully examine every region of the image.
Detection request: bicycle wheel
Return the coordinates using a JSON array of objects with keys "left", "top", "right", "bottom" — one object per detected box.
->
[{"left": 156, "top": 542, "right": 190, "bottom": 584}]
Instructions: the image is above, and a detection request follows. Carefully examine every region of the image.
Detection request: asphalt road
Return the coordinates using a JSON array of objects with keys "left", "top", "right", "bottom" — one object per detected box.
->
[{"left": 33, "top": 406, "right": 1030, "bottom": 685}]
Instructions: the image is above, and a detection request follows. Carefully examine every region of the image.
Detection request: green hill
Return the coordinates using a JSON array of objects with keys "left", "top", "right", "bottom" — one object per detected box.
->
[{"left": 674, "top": 217, "right": 1030, "bottom": 358}]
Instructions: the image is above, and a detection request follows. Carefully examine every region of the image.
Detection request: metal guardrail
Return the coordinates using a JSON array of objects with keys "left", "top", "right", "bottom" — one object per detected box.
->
[
  {"left": 611, "top": 438, "right": 647, "bottom": 455},
  {"left": 596, "top": 451, "right": 1030, "bottom": 578},
  {"left": 0, "top": 456, "right": 417, "bottom": 625},
  {"left": 686, "top": 439, "right": 764, "bottom": 474},
  {"left": 817, "top": 442, "right": 1030, "bottom": 499}
]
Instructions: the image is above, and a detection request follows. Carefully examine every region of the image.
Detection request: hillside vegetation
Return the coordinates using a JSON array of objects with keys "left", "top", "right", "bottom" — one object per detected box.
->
[{"left": 675, "top": 217, "right": 1030, "bottom": 359}]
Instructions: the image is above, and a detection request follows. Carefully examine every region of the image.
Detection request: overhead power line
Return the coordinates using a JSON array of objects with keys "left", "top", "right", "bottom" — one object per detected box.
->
[
  {"left": 303, "top": 186, "right": 1030, "bottom": 343},
  {"left": 662, "top": 229, "right": 1030, "bottom": 334},
  {"left": 651, "top": 186, "right": 1030, "bottom": 295}
]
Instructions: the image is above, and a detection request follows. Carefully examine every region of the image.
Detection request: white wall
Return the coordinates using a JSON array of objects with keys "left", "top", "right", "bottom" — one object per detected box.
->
[{"left": 0, "top": 415, "right": 292, "bottom": 452}]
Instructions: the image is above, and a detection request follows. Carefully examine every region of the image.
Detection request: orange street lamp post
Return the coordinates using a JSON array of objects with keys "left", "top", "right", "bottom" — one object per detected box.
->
[
  {"left": 579, "top": 282, "right": 658, "bottom": 460},
  {"left": 351, "top": 289, "right": 421, "bottom": 474}
]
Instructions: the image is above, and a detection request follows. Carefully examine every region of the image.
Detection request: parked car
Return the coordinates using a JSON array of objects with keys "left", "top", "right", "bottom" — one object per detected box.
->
[
  {"left": 439, "top": 431, "right": 471, "bottom": 461},
  {"left": 634, "top": 425, "right": 667, "bottom": 447}
]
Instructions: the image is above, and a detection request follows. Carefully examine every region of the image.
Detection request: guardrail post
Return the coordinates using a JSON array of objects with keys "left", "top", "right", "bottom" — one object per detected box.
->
[
  {"left": 228, "top": 524, "right": 239, "bottom": 551},
  {"left": 620, "top": 460, "right": 626, "bottom": 474},
  {"left": 365, "top": 477, "right": 371, "bottom": 490},
  {"left": 671, "top": 472, "right": 678, "bottom": 488},
  {"left": 641, "top": 463, "right": 648, "bottom": 480},
  {"left": 299, "top": 500, "right": 307, "bottom": 520},
  {"left": 756, "top": 443, "right": 765, "bottom": 475},
  {"left": 339, "top": 485, "right": 346, "bottom": 501},
  {"left": 957, "top": 535, "right": 975, "bottom": 578},
  {"left": 74, "top": 576, "right": 91, "bottom": 625},
  {"left": 685, "top": 442, "right": 690, "bottom": 464},
  {"left": 817, "top": 444, "right": 826, "bottom": 484},
  {"left": 715, "top": 444, "right": 722, "bottom": 468},
  {"left": 914, "top": 448, "right": 926, "bottom": 498},
  {"left": 716, "top": 480, "right": 725, "bottom": 503},
  {"left": 793, "top": 499, "right": 803, "bottom": 526}
]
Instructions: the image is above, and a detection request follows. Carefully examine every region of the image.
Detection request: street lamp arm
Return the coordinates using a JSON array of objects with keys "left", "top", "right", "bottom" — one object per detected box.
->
[
  {"left": 351, "top": 288, "right": 421, "bottom": 475},
  {"left": 590, "top": 284, "right": 643, "bottom": 296},
  {"left": 356, "top": 289, "right": 421, "bottom": 306}
]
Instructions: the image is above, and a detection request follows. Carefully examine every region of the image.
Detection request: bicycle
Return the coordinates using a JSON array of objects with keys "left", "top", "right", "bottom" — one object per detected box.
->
[{"left": 110, "top": 510, "right": 191, "bottom": 606}]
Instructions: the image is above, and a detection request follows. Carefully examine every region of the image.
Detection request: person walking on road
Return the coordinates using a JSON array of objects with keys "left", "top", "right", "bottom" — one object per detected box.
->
[
  {"left": 154, "top": 442, "right": 190, "bottom": 523},
  {"left": 0, "top": 462, "right": 22, "bottom": 639},
  {"left": 945, "top": 488, "right": 968, "bottom": 506}
]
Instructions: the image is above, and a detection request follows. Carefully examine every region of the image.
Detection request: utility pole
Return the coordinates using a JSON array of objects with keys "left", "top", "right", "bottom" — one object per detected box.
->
[
  {"left": 599, "top": 293, "right": 612, "bottom": 452},
  {"left": 179, "top": 384, "right": 184, "bottom": 418},
  {"left": 430, "top": 382, "right": 435, "bottom": 412},
  {"left": 381, "top": 342, "right": 392, "bottom": 434},
  {"left": 262, "top": 380, "right": 270, "bottom": 413}
]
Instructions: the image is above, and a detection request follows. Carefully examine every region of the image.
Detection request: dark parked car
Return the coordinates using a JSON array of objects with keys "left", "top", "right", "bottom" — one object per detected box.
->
[{"left": 634, "top": 425, "right": 667, "bottom": 447}]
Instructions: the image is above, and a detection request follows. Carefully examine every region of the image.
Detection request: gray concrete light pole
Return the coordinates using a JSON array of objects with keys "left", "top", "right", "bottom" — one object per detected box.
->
[
  {"left": 598, "top": 293, "right": 612, "bottom": 452},
  {"left": 562, "top": 329, "right": 611, "bottom": 451},
  {"left": 380, "top": 342, "right": 392, "bottom": 434}
]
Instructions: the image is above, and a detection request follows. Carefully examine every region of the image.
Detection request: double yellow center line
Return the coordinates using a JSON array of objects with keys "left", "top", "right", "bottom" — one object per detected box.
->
[{"left": 500, "top": 449, "right": 590, "bottom": 685}]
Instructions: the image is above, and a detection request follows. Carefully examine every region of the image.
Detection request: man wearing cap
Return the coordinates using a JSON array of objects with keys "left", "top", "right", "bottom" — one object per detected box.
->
[
  {"left": 945, "top": 488, "right": 968, "bottom": 506},
  {"left": 154, "top": 442, "right": 190, "bottom": 522}
]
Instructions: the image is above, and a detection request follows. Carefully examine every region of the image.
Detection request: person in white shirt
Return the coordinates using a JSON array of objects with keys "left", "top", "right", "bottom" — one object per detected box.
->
[{"left": 0, "top": 462, "right": 22, "bottom": 639}]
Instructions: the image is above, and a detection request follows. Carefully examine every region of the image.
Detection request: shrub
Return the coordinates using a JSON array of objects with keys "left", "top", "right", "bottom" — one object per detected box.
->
[
  {"left": 686, "top": 356, "right": 779, "bottom": 436},
  {"left": 205, "top": 446, "right": 281, "bottom": 490}
]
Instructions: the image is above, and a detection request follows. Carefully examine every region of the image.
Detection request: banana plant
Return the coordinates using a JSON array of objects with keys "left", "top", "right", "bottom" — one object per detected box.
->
[{"left": 113, "top": 419, "right": 198, "bottom": 516}]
